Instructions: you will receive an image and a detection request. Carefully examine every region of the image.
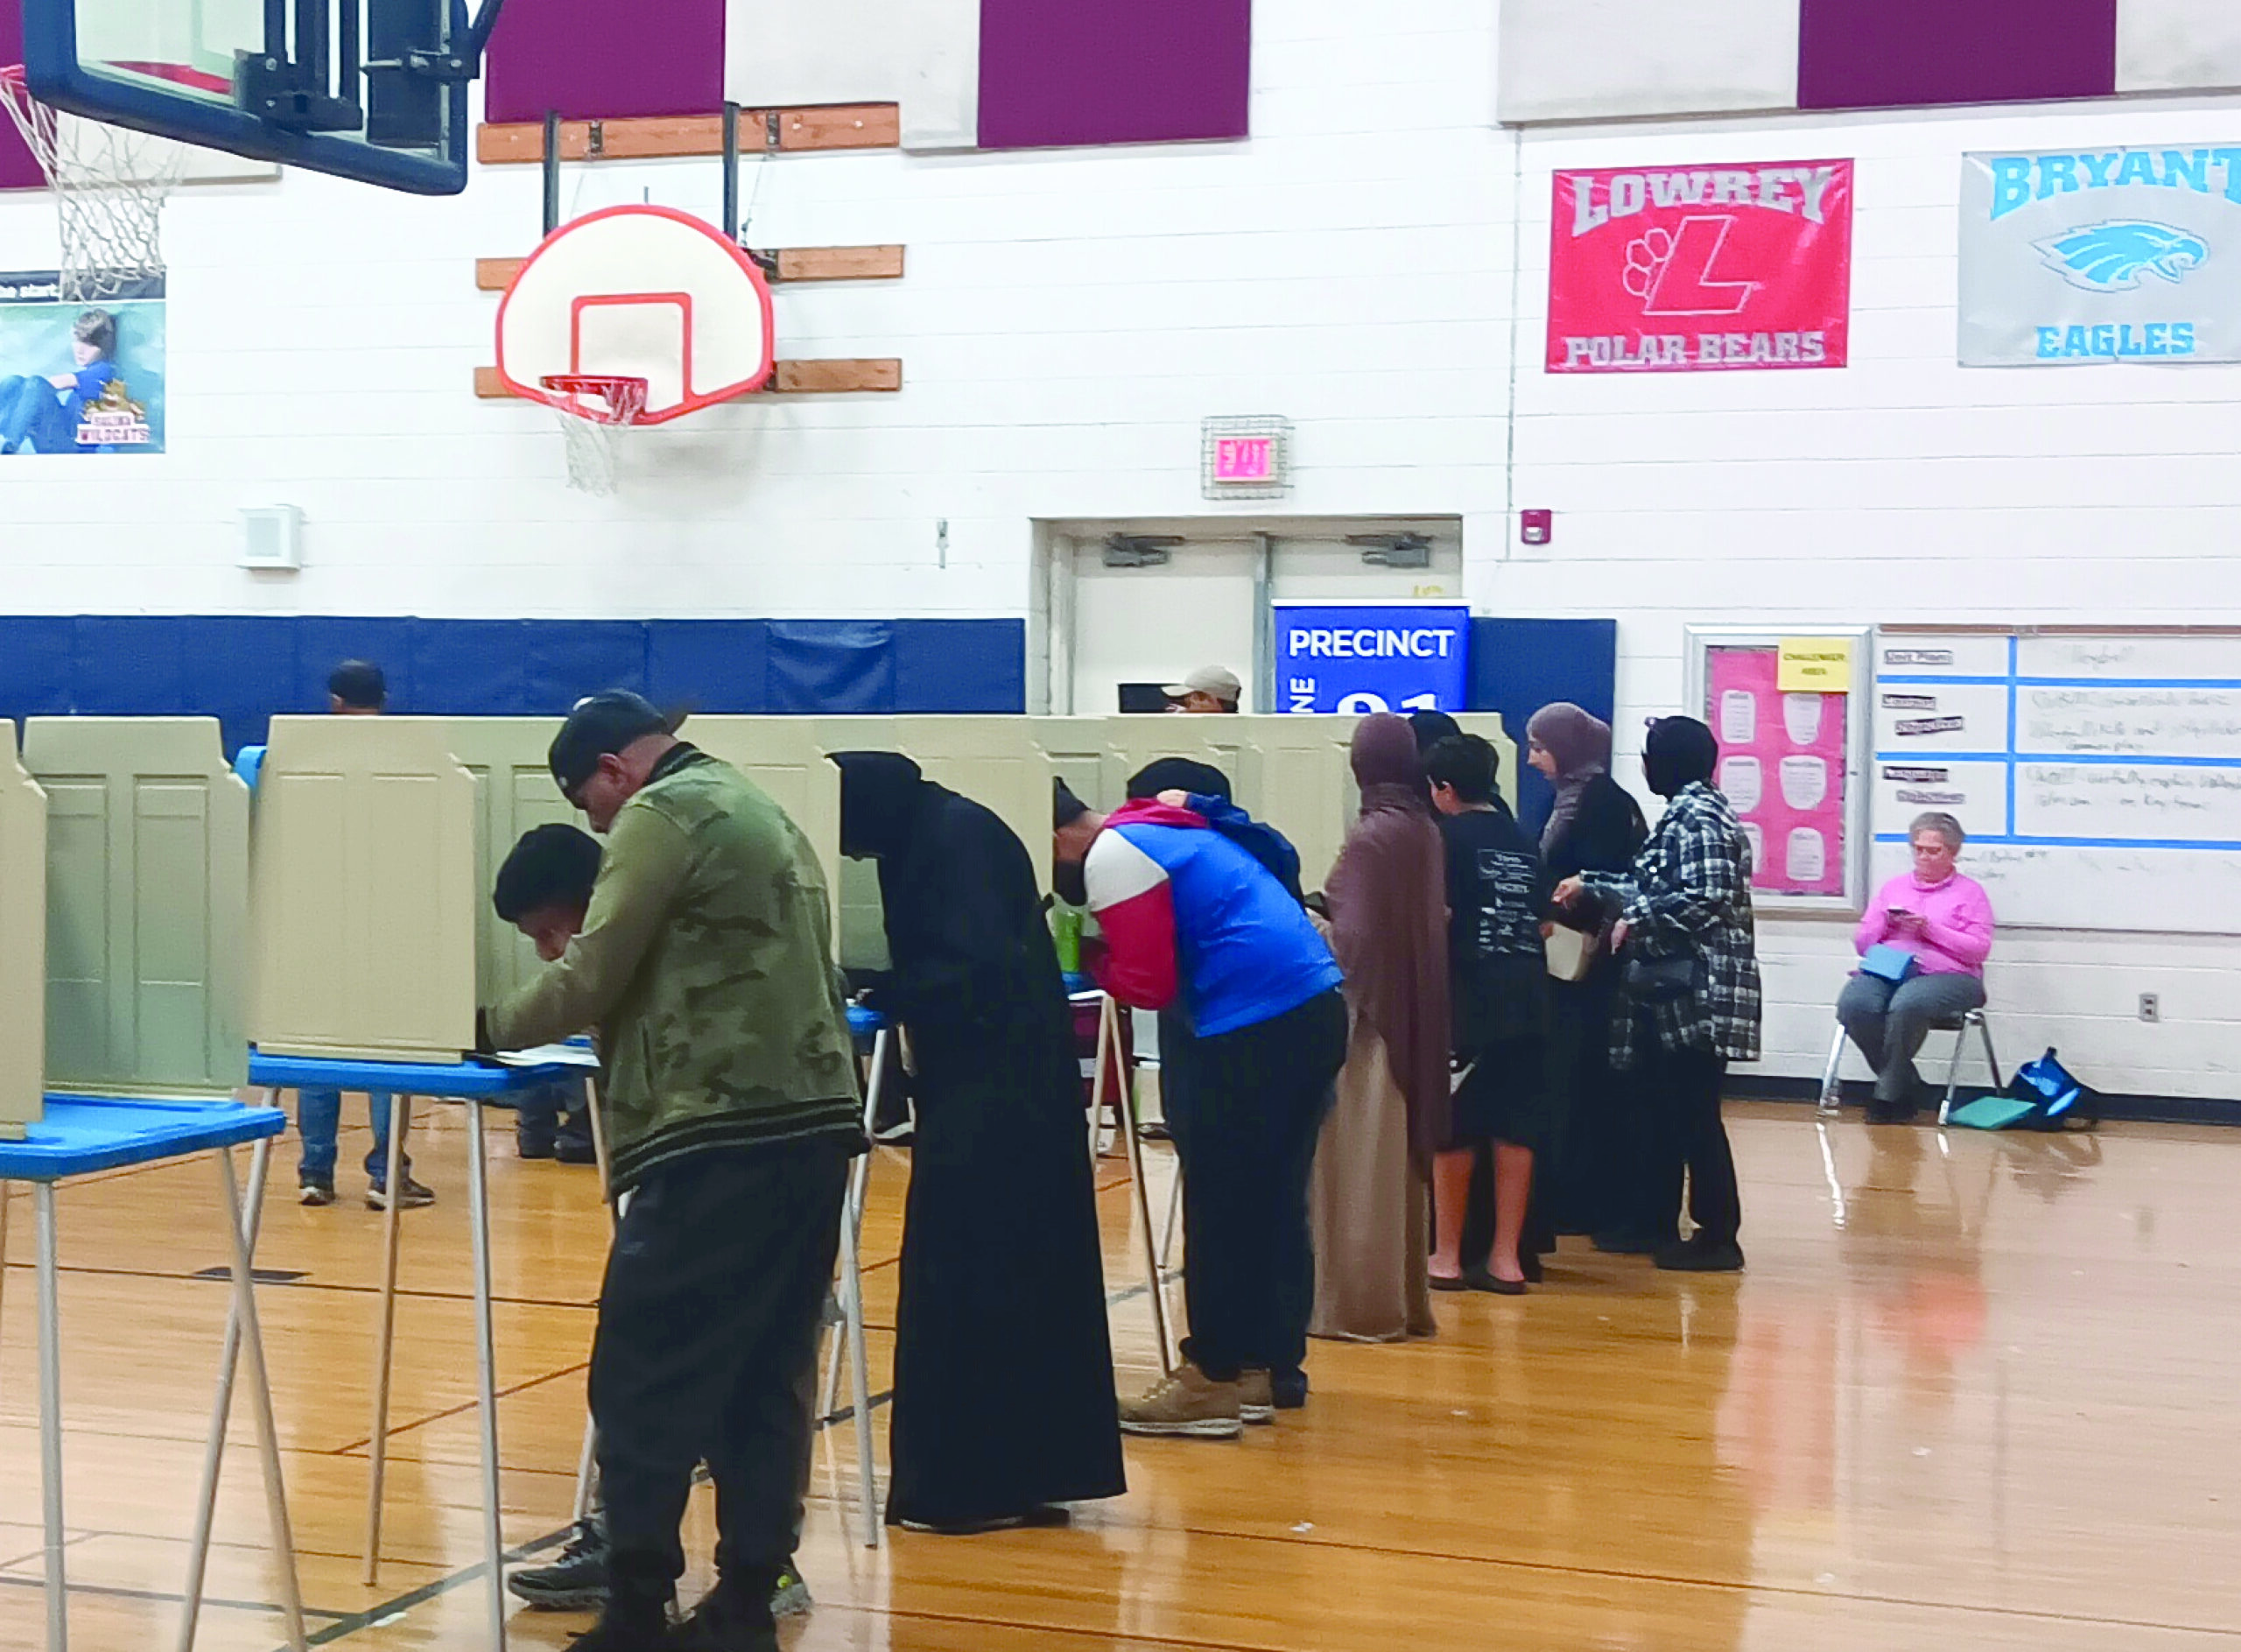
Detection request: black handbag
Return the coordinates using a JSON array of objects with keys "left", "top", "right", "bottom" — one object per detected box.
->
[{"left": 1621, "top": 953, "right": 1700, "bottom": 1002}]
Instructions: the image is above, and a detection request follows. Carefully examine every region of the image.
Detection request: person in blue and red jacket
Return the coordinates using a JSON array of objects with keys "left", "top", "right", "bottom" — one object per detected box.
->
[{"left": 1054, "top": 779, "right": 1345, "bottom": 1441}]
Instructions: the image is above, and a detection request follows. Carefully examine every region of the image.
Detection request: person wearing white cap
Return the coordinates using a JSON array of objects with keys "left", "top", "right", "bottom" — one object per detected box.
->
[{"left": 1164, "top": 665, "right": 1243, "bottom": 714}]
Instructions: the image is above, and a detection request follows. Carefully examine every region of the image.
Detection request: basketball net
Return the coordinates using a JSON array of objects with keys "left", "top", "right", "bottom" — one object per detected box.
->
[
  {"left": 1, "top": 66, "right": 183, "bottom": 302},
  {"left": 541, "top": 375, "right": 648, "bottom": 495}
]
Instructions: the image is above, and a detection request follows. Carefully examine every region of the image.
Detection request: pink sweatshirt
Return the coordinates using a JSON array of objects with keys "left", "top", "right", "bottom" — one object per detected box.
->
[{"left": 1855, "top": 871, "right": 1994, "bottom": 977}]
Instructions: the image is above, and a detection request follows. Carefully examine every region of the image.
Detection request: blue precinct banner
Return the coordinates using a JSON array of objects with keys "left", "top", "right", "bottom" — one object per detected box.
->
[
  {"left": 1959, "top": 146, "right": 2241, "bottom": 366},
  {"left": 1273, "top": 602, "right": 1471, "bottom": 714}
]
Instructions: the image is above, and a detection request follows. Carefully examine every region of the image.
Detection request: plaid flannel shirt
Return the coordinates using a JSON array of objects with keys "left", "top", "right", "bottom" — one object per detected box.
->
[{"left": 1586, "top": 782, "right": 1762, "bottom": 1069}]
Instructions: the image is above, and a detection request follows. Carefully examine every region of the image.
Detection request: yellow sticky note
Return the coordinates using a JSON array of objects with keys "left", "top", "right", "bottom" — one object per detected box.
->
[{"left": 1778, "top": 636, "right": 1854, "bottom": 693}]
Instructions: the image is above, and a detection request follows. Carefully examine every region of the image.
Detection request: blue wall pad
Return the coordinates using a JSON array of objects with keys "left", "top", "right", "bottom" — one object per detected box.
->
[
  {"left": 0, "top": 617, "right": 1028, "bottom": 755},
  {"left": 1468, "top": 617, "right": 1619, "bottom": 833}
]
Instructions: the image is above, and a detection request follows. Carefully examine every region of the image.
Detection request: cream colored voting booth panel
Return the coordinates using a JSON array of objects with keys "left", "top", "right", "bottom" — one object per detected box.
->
[
  {"left": 0, "top": 734, "right": 47, "bottom": 1138},
  {"left": 408, "top": 718, "right": 570, "bottom": 1006},
  {"left": 1226, "top": 715, "right": 1365, "bottom": 892},
  {"left": 896, "top": 717, "right": 1055, "bottom": 896},
  {"left": 249, "top": 718, "right": 477, "bottom": 1063},
  {"left": 1455, "top": 714, "right": 1519, "bottom": 811},
  {"left": 682, "top": 718, "right": 846, "bottom": 939},
  {"left": 24, "top": 718, "right": 250, "bottom": 1097}
]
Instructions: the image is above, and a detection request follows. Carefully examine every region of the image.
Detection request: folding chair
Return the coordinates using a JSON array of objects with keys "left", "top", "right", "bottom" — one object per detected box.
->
[{"left": 1818, "top": 1008, "right": 2005, "bottom": 1125}]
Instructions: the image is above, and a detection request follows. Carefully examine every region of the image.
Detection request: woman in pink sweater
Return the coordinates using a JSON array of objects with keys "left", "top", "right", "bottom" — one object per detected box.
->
[{"left": 1837, "top": 812, "right": 1995, "bottom": 1123}]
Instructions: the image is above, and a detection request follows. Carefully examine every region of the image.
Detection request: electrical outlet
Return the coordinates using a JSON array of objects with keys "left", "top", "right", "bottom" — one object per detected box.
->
[{"left": 2139, "top": 993, "right": 2160, "bottom": 1023}]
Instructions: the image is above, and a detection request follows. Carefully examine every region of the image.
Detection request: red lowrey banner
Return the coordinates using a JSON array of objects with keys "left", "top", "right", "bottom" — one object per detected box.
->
[{"left": 1547, "top": 159, "right": 1855, "bottom": 374}]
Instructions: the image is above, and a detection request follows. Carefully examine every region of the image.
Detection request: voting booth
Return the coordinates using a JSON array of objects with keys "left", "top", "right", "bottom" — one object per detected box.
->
[{"left": 0, "top": 728, "right": 48, "bottom": 1140}]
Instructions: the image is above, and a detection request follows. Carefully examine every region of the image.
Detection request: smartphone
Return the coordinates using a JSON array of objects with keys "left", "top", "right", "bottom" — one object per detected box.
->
[{"left": 1886, "top": 906, "right": 1910, "bottom": 918}]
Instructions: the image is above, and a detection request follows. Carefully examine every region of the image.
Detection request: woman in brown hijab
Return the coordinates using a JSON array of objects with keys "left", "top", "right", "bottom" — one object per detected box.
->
[{"left": 1309, "top": 714, "right": 1451, "bottom": 1342}]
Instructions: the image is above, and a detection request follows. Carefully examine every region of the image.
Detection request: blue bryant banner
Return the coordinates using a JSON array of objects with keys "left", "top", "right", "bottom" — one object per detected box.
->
[
  {"left": 1960, "top": 146, "right": 2241, "bottom": 366},
  {"left": 1273, "top": 603, "right": 1471, "bottom": 715}
]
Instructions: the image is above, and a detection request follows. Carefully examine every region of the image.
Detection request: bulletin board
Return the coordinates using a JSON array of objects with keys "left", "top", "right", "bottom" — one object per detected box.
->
[
  {"left": 1686, "top": 627, "right": 1870, "bottom": 916},
  {"left": 1870, "top": 628, "right": 2241, "bottom": 934}
]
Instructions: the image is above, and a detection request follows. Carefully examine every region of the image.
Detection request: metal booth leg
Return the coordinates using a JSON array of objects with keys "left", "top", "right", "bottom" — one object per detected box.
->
[
  {"left": 35, "top": 1183, "right": 68, "bottom": 1652},
  {"left": 821, "top": 1030, "right": 887, "bottom": 1424},
  {"left": 179, "top": 1139, "right": 276, "bottom": 1652},
  {"left": 465, "top": 1100, "right": 509, "bottom": 1649},
  {"left": 835, "top": 1163, "right": 880, "bottom": 1549},
  {"left": 212, "top": 1142, "right": 307, "bottom": 1650},
  {"left": 571, "top": 1076, "right": 616, "bottom": 1526},
  {"left": 363, "top": 1092, "right": 411, "bottom": 1585},
  {"left": 1977, "top": 1012, "right": 2004, "bottom": 1095},
  {"left": 1109, "top": 996, "right": 1175, "bottom": 1376}
]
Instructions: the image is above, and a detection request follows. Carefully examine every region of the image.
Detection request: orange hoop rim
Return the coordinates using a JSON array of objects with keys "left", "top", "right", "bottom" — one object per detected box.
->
[{"left": 539, "top": 374, "right": 650, "bottom": 427}]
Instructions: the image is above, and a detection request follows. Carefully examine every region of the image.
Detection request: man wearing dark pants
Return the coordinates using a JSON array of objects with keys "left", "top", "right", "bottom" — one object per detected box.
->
[
  {"left": 481, "top": 693, "right": 861, "bottom": 1652},
  {"left": 1054, "top": 780, "right": 1344, "bottom": 1438}
]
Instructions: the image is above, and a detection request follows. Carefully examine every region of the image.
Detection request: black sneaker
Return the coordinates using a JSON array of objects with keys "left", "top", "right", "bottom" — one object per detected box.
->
[
  {"left": 366, "top": 1175, "right": 436, "bottom": 1211},
  {"left": 769, "top": 1566, "right": 812, "bottom": 1619},
  {"left": 298, "top": 1179, "right": 336, "bottom": 1208},
  {"left": 1270, "top": 1367, "right": 1309, "bottom": 1410},
  {"left": 518, "top": 1132, "right": 558, "bottom": 1161},
  {"left": 563, "top": 1599, "right": 671, "bottom": 1652},
  {"left": 555, "top": 1136, "right": 600, "bottom": 1165},
  {"left": 1654, "top": 1236, "right": 1746, "bottom": 1273},
  {"left": 510, "top": 1521, "right": 609, "bottom": 1611},
  {"left": 674, "top": 1574, "right": 779, "bottom": 1652}
]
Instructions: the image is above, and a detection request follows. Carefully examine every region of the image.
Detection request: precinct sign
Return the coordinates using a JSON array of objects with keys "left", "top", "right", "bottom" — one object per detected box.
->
[
  {"left": 1547, "top": 159, "right": 1854, "bottom": 374},
  {"left": 1273, "top": 603, "right": 1471, "bottom": 715},
  {"left": 1960, "top": 145, "right": 2241, "bottom": 366}
]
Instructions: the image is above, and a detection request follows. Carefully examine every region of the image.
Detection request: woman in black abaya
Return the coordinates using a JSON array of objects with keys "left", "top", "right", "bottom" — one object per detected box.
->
[{"left": 832, "top": 752, "right": 1126, "bottom": 1534}]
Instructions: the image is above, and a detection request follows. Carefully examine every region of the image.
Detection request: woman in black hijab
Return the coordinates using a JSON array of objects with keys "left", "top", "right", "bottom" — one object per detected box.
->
[{"left": 832, "top": 752, "right": 1126, "bottom": 1531}]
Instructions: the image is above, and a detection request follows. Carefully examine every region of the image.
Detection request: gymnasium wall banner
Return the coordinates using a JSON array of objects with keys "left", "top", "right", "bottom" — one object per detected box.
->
[
  {"left": 0, "top": 273, "right": 165, "bottom": 455},
  {"left": 1273, "top": 603, "right": 1471, "bottom": 715},
  {"left": 1547, "top": 160, "right": 1854, "bottom": 374},
  {"left": 1959, "top": 146, "right": 2241, "bottom": 366}
]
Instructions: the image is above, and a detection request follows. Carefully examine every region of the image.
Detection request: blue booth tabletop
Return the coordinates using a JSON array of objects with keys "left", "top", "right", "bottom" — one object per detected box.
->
[
  {"left": 248, "top": 1051, "right": 587, "bottom": 1095},
  {"left": 846, "top": 1004, "right": 887, "bottom": 1042},
  {"left": 0, "top": 1096, "right": 289, "bottom": 1182}
]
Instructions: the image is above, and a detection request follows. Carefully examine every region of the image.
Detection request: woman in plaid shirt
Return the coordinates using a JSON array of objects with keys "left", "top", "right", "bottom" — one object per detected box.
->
[{"left": 1556, "top": 716, "right": 1760, "bottom": 1273}]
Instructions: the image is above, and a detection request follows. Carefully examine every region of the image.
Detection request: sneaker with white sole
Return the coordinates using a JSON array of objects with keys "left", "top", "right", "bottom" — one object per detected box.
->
[
  {"left": 510, "top": 1520, "right": 608, "bottom": 1610},
  {"left": 1238, "top": 1369, "right": 1275, "bottom": 1426},
  {"left": 298, "top": 1179, "right": 335, "bottom": 1207},
  {"left": 1118, "top": 1364, "right": 1245, "bottom": 1439},
  {"left": 366, "top": 1175, "right": 436, "bottom": 1210}
]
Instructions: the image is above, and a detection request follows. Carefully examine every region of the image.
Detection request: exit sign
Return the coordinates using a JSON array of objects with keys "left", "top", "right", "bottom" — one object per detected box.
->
[{"left": 1202, "top": 415, "right": 1292, "bottom": 499}]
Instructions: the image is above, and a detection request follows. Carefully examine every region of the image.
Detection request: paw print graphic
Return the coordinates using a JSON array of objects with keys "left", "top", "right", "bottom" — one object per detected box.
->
[{"left": 1621, "top": 229, "right": 1673, "bottom": 300}]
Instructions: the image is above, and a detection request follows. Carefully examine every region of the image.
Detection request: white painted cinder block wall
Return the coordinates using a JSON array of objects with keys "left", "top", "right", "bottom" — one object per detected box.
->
[{"left": 2, "top": 0, "right": 2235, "bottom": 1100}]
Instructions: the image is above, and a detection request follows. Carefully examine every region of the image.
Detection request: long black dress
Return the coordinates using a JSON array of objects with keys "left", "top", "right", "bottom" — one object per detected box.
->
[{"left": 832, "top": 754, "right": 1126, "bottom": 1529}]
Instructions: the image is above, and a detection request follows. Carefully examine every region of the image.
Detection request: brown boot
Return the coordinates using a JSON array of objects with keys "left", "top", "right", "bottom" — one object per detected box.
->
[
  {"left": 1238, "top": 1368, "right": 1275, "bottom": 1425},
  {"left": 1119, "top": 1363, "right": 1246, "bottom": 1439}
]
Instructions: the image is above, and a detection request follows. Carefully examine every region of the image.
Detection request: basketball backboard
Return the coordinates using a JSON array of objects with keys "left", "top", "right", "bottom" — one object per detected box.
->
[
  {"left": 496, "top": 205, "right": 776, "bottom": 422},
  {"left": 18, "top": 0, "right": 496, "bottom": 193}
]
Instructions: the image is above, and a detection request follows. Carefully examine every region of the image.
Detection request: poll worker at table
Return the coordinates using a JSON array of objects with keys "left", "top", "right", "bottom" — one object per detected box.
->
[
  {"left": 1838, "top": 812, "right": 1996, "bottom": 1124},
  {"left": 831, "top": 753, "right": 1125, "bottom": 1534},
  {"left": 1165, "top": 664, "right": 1243, "bottom": 714},
  {"left": 480, "top": 692, "right": 862, "bottom": 1652},
  {"left": 1055, "top": 778, "right": 1345, "bottom": 1439}
]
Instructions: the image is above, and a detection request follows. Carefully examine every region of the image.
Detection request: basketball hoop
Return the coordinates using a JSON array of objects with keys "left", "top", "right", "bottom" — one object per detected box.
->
[
  {"left": 1, "top": 65, "right": 184, "bottom": 302},
  {"left": 540, "top": 375, "right": 648, "bottom": 495}
]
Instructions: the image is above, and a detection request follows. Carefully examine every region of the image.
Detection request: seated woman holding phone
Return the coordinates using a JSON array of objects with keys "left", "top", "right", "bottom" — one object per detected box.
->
[{"left": 1837, "top": 812, "right": 1995, "bottom": 1122}]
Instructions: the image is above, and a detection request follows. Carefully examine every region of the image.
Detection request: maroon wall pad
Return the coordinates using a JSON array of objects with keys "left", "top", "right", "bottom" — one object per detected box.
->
[
  {"left": 978, "top": 0, "right": 1251, "bottom": 151},
  {"left": 483, "top": 0, "right": 726, "bottom": 126},
  {"left": 3, "top": 0, "right": 45, "bottom": 191},
  {"left": 1797, "top": 0, "right": 2117, "bottom": 111}
]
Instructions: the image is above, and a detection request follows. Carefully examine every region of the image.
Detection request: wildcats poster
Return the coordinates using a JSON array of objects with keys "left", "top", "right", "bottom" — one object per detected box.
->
[
  {"left": 1959, "top": 145, "right": 2241, "bottom": 366},
  {"left": 1547, "top": 160, "right": 1854, "bottom": 374}
]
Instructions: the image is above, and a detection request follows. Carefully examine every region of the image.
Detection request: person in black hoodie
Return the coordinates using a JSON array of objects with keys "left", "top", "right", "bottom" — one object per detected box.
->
[{"left": 1527, "top": 704, "right": 1648, "bottom": 1248}]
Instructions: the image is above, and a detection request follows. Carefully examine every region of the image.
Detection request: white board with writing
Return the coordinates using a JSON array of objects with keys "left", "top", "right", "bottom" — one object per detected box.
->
[{"left": 1871, "top": 630, "right": 2241, "bottom": 933}]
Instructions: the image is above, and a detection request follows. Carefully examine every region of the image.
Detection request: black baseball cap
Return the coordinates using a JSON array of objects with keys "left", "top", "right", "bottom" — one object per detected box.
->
[{"left": 548, "top": 691, "right": 678, "bottom": 798}]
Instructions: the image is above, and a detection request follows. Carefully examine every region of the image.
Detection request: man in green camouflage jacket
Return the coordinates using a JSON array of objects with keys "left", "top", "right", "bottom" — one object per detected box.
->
[{"left": 482, "top": 692, "right": 861, "bottom": 1652}]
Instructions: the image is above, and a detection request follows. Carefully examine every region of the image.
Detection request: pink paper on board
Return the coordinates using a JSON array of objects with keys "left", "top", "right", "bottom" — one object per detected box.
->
[
  {"left": 1215, "top": 438, "right": 1274, "bottom": 482},
  {"left": 1704, "top": 645, "right": 1848, "bottom": 897}
]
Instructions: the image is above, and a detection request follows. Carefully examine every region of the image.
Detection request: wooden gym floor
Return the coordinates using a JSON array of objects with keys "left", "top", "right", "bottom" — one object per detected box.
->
[{"left": 3, "top": 1100, "right": 2238, "bottom": 1651}]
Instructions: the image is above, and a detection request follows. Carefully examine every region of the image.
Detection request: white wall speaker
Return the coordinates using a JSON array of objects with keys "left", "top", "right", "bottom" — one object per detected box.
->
[{"left": 240, "top": 505, "right": 305, "bottom": 570}]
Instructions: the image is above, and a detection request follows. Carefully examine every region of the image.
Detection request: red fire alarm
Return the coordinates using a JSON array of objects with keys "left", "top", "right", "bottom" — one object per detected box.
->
[{"left": 1521, "top": 509, "right": 1553, "bottom": 546}]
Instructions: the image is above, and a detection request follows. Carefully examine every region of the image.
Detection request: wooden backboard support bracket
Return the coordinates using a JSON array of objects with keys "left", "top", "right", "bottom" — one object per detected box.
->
[{"left": 477, "top": 105, "right": 900, "bottom": 164}]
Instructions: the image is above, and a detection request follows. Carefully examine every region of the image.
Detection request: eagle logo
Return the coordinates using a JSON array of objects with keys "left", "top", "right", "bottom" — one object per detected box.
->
[{"left": 2034, "top": 221, "right": 2208, "bottom": 292}]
